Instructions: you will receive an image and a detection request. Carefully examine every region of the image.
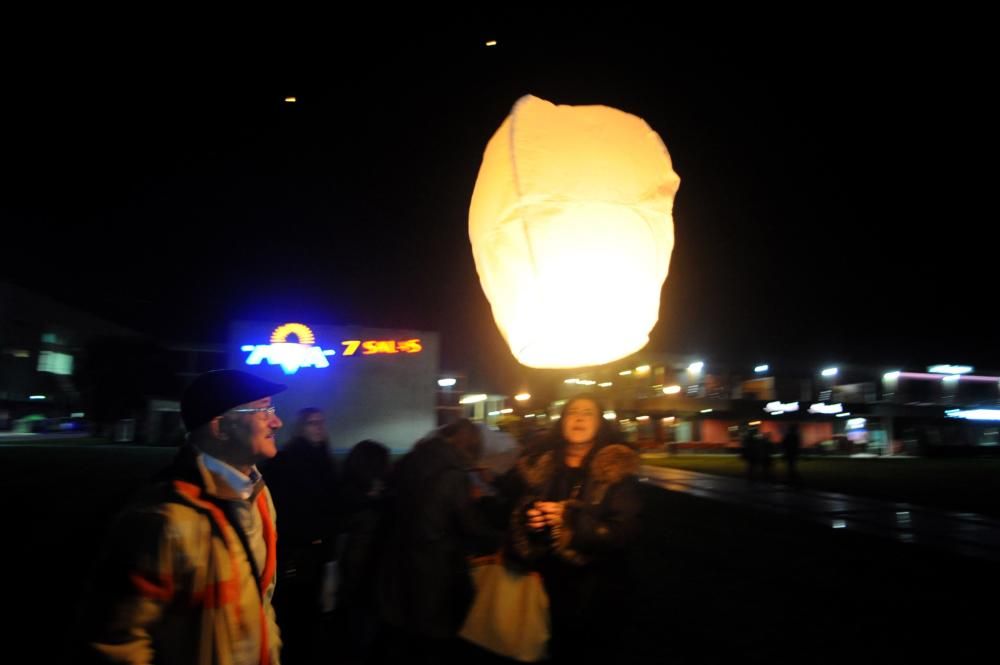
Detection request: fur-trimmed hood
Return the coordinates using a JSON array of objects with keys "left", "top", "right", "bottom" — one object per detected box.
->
[
  {"left": 516, "top": 443, "right": 639, "bottom": 491},
  {"left": 509, "top": 442, "right": 641, "bottom": 568}
]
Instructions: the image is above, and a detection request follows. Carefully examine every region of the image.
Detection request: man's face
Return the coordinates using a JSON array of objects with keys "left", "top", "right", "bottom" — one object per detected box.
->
[{"left": 219, "top": 396, "right": 283, "bottom": 467}]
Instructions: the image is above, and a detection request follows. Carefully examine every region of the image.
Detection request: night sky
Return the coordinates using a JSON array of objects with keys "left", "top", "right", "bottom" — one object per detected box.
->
[{"left": 2, "top": 27, "right": 995, "bottom": 392}]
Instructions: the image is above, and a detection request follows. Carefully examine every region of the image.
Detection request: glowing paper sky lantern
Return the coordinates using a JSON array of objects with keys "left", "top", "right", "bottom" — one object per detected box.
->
[{"left": 469, "top": 95, "right": 680, "bottom": 368}]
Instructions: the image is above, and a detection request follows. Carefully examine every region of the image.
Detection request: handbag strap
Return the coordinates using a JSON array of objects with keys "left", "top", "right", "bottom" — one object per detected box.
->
[{"left": 469, "top": 551, "right": 502, "bottom": 567}]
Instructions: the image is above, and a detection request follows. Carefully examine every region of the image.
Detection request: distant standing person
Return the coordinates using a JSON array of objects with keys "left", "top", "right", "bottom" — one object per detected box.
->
[
  {"left": 782, "top": 423, "right": 802, "bottom": 487},
  {"left": 741, "top": 424, "right": 758, "bottom": 482}
]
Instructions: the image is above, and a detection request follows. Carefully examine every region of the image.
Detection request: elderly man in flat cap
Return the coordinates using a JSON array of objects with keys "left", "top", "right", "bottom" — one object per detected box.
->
[{"left": 84, "top": 369, "right": 287, "bottom": 665}]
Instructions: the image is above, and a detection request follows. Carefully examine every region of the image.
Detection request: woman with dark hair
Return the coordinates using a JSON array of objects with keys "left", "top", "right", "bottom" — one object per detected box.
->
[
  {"left": 337, "top": 439, "right": 391, "bottom": 662},
  {"left": 341, "top": 439, "right": 391, "bottom": 509},
  {"left": 508, "top": 394, "right": 641, "bottom": 664},
  {"left": 339, "top": 440, "right": 391, "bottom": 606}
]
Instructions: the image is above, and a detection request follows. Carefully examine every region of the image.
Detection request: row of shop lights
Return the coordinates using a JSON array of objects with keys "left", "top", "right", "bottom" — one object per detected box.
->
[
  {"left": 440, "top": 364, "right": 994, "bottom": 417},
  {"left": 484, "top": 404, "right": 1000, "bottom": 423},
  {"left": 564, "top": 363, "right": 993, "bottom": 388}
]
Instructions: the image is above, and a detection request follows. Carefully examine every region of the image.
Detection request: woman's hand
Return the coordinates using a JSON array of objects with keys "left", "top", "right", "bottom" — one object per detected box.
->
[
  {"left": 526, "top": 505, "right": 547, "bottom": 531},
  {"left": 535, "top": 501, "right": 565, "bottom": 528}
]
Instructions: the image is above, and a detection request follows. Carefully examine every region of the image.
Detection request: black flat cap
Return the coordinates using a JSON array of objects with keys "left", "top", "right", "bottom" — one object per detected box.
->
[{"left": 181, "top": 369, "right": 286, "bottom": 432}]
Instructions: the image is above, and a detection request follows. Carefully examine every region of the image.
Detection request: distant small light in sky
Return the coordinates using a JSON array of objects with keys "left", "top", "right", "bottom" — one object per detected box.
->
[
  {"left": 485, "top": 40, "right": 497, "bottom": 47},
  {"left": 284, "top": 96, "right": 297, "bottom": 103}
]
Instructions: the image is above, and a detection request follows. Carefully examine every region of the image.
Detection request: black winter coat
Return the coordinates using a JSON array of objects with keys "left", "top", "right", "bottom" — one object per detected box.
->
[{"left": 376, "top": 436, "right": 500, "bottom": 639}]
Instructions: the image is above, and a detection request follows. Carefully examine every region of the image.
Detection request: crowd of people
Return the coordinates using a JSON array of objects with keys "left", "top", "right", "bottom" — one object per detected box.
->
[{"left": 80, "top": 369, "right": 643, "bottom": 665}]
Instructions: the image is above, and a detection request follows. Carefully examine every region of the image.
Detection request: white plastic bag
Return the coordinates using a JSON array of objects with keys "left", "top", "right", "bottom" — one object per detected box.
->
[{"left": 319, "top": 559, "right": 339, "bottom": 613}]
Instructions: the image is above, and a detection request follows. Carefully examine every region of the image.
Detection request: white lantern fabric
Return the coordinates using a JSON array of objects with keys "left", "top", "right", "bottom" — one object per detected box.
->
[{"left": 469, "top": 95, "right": 680, "bottom": 368}]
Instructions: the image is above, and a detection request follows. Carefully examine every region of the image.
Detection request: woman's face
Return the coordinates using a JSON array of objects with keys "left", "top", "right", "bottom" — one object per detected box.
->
[
  {"left": 562, "top": 398, "right": 600, "bottom": 445},
  {"left": 302, "top": 413, "right": 327, "bottom": 444}
]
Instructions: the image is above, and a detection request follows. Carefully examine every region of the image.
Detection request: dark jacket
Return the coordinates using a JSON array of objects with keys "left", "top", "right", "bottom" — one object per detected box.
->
[
  {"left": 509, "top": 442, "right": 642, "bottom": 663},
  {"left": 376, "top": 436, "right": 501, "bottom": 639},
  {"left": 337, "top": 479, "right": 386, "bottom": 611},
  {"left": 262, "top": 437, "right": 340, "bottom": 551}
]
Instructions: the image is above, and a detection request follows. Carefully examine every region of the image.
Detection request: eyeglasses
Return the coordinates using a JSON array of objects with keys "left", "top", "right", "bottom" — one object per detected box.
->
[{"left": 229, "top": 406, "right": 277, "bottom": 417}]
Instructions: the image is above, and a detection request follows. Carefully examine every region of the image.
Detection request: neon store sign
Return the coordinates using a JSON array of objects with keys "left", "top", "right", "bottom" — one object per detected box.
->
[{"left": 242, "top": 323, "right": 422, "bottom": 375}]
